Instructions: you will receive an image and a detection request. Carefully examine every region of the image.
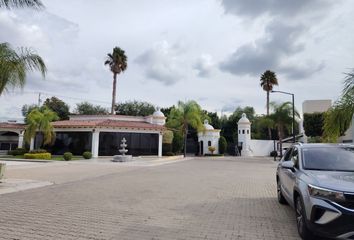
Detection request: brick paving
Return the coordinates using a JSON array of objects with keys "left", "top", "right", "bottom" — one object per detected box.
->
[{"left": 0, "top": 157, "right": 300, "bottom": 240}]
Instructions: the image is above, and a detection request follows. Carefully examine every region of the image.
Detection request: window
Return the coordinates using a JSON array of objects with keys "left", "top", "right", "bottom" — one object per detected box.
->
[
  {"left": 242, "top": 130, "right": 245, "bottom": 134},
  {"left": 239, "top": 130, "right": 241, "bottom": 134},
  {"left": 208, "top": 141, "right": 211, "bottom": 146},
  {"left": 283, "top": 148, "right": 293, "bottom": 162},
  {"left": 0, "top": 143, "right": 10, "bottom": 150},
  {"left": 247, "top": 130, "right": 249, "bottom": 134},
  {"left": 291, "top": 148, "right": 299, "bottom": 168}
]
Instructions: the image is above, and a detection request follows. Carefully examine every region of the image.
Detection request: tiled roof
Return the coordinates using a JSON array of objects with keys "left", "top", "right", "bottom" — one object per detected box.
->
[
  {"left": 0, "top": 122, "right": 26, "bottom": 130},
  {"left": 52, "top": 119, "right": 164, "bottom": 130}
]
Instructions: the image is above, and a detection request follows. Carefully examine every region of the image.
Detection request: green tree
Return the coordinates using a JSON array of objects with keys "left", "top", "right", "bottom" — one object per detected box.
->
[
  {"left": 22, "top": 104, "right": 39, "bottom": 123},
  {"left": 43, "top": 97, "right": 70, "bottom": 120},
  {"left": 115, "top": 100, "right": 155, "bottom": 116},
  {"left": 303, "top": 113, "right": 324, "bottom": 138},
  {"left": 269, "top": 102, "right": 299, "bottom": 156},
  {"left": 202, "top": 110, "right": 221, "bottom": 129},
  {"left": 75, "top": 102, "right": 109, "bottom": 115},
  {"left": 24, "top": 107, "right": 58, "bottom": 147},
  {"left": 218, "top": 136, "right": 227, "bottom": 154},
  {"left": 323, "top": 70, "right": 354, "bottom": 142},
  {"left": 0, "top": 43, "right": 46, "bottom": 95},
  {"left": 104, "top": 47, "right": 128, "bottom": 114},
  {"left": 0, "top": 0, "right": 43, "bottom": 9},
  {"left": 260, "top": 70, "right": 279, "bottom": 115},
  {"left": 166, "top": 101, "right": 204, "bottom": 156}
]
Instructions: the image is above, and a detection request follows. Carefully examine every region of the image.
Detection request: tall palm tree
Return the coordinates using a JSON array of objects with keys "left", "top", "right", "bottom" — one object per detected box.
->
[
  {"left": 260, "top": 70, "right": 279, "bottom": 115},
  {"left": 104, "top": 47, "right": 127, "bottom": 114},
  {"left": 0, "top": 0, "right": 43, "bottom": 9},
  {"left": 166, "top": 100, "right": 204, "bottom": 156},
  {"left": 24, "top": 107, "right": 58, "bottom": 147},
  {"left": 269, "top": 102, "right": 299, "bottom": 157},
  {"left": 0, "top": 43, "right": 46, "bottom": 95}
]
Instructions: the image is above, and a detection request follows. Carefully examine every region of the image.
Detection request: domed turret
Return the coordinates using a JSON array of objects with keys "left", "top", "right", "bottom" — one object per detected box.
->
[
  {"left": 151, "top": 108, "right": 166, "bottom": 126},
  {"left": 238, "top": 113, "right": 250, "bottom": 124},
  {"left": 203, "top": 119, "right": 214, "bottom": 130}
]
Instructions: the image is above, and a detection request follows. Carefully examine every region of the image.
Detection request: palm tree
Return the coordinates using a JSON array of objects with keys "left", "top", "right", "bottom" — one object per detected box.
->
[
  {"left": 166, "top": 101, "right": 204, "bottom": 156},
  {"left": 269, "top": 102, "right": 299, "bottom": 157},
  {"left": 0, "top": 43, "right": 46, "bottom": 95},
  {"left": 24, "top": 107, "right": 58, "bottom": 147},
  {"left": 104, "top": 47, "right": 128, "bottom": 114},
  {"left": 323, "top": 69, "right": 354, "bottom": 142},
  {"left": 260, "top": 70, "right": 279, "bottom": 115},
  {"left": 0, "top": 0, "right": 43, "bottom": 9}
]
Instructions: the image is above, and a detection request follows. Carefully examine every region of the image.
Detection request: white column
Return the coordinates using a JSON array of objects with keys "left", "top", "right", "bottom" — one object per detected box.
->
[
  {"left": 30, "top": 137, "right": 34, "bottom": 151},
  {"left": 18, "top": 131, "right": 24, "bottom": 148},
  {"left": 158, "top": 132, "right": 163, "bottom": 157},
  {"left": 91, "top": 130, "right": 100, "bottom": 158}
]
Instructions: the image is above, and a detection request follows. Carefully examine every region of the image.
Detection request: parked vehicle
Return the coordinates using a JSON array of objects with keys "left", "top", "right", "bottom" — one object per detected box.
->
[{"left": 276, "top": 143, "right": 354, "bottom": 239}]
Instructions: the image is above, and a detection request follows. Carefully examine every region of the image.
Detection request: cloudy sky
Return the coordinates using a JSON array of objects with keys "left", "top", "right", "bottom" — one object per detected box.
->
[{"left": 0, "top": 0, "right": 353, "bottom": 121}]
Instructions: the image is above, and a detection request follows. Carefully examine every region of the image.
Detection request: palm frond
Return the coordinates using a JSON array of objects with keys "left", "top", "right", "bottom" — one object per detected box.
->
[{"left": 0, "top": 0, "right": 44, "bottom": 9}]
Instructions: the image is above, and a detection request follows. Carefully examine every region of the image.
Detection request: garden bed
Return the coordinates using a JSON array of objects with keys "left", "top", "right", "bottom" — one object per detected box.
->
[{"left": 0, "top": 155, "right": 83, "bottom": 161}]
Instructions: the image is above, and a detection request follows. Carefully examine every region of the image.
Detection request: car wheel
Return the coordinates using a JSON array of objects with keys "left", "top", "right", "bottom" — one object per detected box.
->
[
  {"left": 295, "top": 196, "right": 314, "bottom": 240},
  {"left": 277, "top": 179, "right": 287, "bottom": 204}
]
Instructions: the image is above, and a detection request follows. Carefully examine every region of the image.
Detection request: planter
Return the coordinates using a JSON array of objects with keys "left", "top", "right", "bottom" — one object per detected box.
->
[{"left": 0, "top": 163, "right": 6, "bottom": 182}]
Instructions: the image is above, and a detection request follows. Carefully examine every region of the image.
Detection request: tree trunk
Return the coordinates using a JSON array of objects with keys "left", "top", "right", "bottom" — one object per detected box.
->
[
  {"left": 111, "top": 73, "right": 117, "bottom": 115},
  {"left": 267, "top": 90, "right": 272, "bottom": 140}
]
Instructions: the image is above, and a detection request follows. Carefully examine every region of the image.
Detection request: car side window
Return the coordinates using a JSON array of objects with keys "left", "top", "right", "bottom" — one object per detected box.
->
[
  {"left": 283, "top": 148, "right": 293, "bottom": 161},
  {"left": 291, "top": 148, "right": 299, "bottom": 168}
]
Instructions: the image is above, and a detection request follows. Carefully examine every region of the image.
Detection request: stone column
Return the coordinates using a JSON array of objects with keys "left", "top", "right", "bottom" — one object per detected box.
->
[
  {"left": 91, "top": 130, "right": 100, "bottom": 158},
  {"left": 158, "top": 132, "right": 163, "bottom": 157},
  {"left": 18, "top": 131, "right": 24, "bottom": 148},
  {"left": 30, "top": 137, "right": 34, "bottom": 151}
]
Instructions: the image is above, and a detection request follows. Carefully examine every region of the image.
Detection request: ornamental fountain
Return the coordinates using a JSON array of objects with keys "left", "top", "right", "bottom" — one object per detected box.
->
[{"left": 112, "top": 138, "right": 133, "bottom": 162}]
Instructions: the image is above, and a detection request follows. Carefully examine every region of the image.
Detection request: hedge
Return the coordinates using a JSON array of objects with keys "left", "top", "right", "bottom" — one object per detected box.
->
[
  {"left": 8, "top": 148, "right": 28, "bottom": 156},
  {"left": 24, "top": 153, "right": 51, "bottom": 159},
  {"left": 63, "top": 152, "right": 73, "bottom": 161},
  {"left": 204, "top": 154, "right": 223, "bottom": 157},
  {"left": 82, "top": 151, "right": 92, "bottom": 159}
]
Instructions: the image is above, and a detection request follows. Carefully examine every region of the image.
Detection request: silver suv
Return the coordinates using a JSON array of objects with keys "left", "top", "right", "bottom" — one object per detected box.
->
[{"left": 276, "top": 143, "right": 354, "bottom": 239}]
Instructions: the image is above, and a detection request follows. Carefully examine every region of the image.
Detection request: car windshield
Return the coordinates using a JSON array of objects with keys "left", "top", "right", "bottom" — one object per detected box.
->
[{"left": 302, "top": 146, "right": 354, "bottom": 171}]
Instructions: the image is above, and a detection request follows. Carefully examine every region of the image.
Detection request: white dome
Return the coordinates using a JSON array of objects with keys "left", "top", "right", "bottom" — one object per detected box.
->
[
  {"left": 203, "top": 119, "right": 214, "bottom": 130},
  {"left": 238, "top": 113, "right": 250, "bottom": 124},
  {"left": 153, "top": 109, "right": 165, "bottom": 118}
]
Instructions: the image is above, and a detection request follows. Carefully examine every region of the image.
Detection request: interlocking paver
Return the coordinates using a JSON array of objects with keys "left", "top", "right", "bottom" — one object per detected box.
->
[{"left": 0, "top": 157, "right": 300, "bottom": 240}]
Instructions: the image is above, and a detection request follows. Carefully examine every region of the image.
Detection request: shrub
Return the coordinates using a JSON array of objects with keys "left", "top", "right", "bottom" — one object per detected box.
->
[
  {"left": 29, "top": 149, "right": 47, "bottom": 154},
  {"left": 270, "top": 150, "right": 278, "bottom": 157},
  {"left": 82, "top": 151, "right": 92, "bottom": 159},
  {"left": 8, "top": 148, "right": 28, "bottom": 156},
  {"left": 164, "top": 152, "right": 175, "bottom": 156},
  {"left": 63, "top": 152, "right": 73, "bottom": 161},
  {"left": 218, "top": 136, "right": 227, "bottom": 154},
  {"left": 162, "top": 143, "right": 172, "bottom": 154},
  {"left": 208, "top": 146, "right": 216, "bottom": 154},
  {"left": 24, "top": 153, "right": 51, "bottom": 159},
  {"left": 172, "top": 132, "right": 184, "bottom": 154}
]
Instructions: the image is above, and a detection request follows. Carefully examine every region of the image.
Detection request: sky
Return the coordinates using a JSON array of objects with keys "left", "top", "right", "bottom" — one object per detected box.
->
[{"left": 0, "top": 0, "right": 353, "bottom": 121}]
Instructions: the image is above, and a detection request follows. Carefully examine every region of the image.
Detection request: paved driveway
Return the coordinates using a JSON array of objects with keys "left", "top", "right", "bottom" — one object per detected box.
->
[{"left": 0, "top": 157, "right": 300, "bottom": 240}]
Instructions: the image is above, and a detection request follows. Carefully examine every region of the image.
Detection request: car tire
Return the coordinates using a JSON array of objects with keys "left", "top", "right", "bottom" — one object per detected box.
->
[
  {"left": 295, "top": 196, "right": 314, "bottom": 240},
  {"left": 277, "top": 179, "right": 287, "bottom": 204}
]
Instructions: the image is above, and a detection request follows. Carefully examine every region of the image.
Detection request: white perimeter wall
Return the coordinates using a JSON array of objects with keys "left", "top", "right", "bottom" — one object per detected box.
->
[{"left": 248, "top": 140, "right": 274, "bottom": 157}]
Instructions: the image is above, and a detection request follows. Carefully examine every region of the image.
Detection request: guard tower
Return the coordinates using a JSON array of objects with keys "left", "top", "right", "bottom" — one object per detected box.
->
[{"left": 237, "top": 113, "right": 252, "bottom": 156}]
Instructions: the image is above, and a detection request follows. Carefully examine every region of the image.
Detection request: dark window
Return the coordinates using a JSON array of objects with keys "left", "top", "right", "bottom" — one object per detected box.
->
[
  {"left": 239, "top": 130, "right": 241, "bottom": 134},
  {"left": 0, "top": 143, "right": 10, "bottom": 150},
  {"left": 242, "top": 130, "right": 245, "bottom": 134},
  {"left": 283, "top": 148, "right": 293, "bottom": 162},
  {"left": 208, "top": 141, "right": 211, "bottom": 146},
  {"left": 99, "top": 132, "right": 158, "bottom": 156},
  {"left": 247, "top": 130, "right": 249, "bottom": 134},
  {"left": 302, "top": 147, "right": 354, "bottom": 171},
  {"left": 291, "top": 148, "right": 299, "bottom": 168},
  {"left": 45, "top": 132, "right": 92, "bottom": 155}
]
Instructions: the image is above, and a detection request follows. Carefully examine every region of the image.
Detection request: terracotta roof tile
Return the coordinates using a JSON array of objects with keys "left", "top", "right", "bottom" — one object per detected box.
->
[
  {"left": 0, "top": 122, "right": 26, "bottom": 130},
  {"left": 52, "top": 120, "right": 164, "bottom": 130}
]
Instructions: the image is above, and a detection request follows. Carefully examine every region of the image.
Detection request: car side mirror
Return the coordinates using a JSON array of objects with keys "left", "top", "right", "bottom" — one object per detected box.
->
[{"left": 281, "top": 161, "right": 295, "bottom": 172}]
